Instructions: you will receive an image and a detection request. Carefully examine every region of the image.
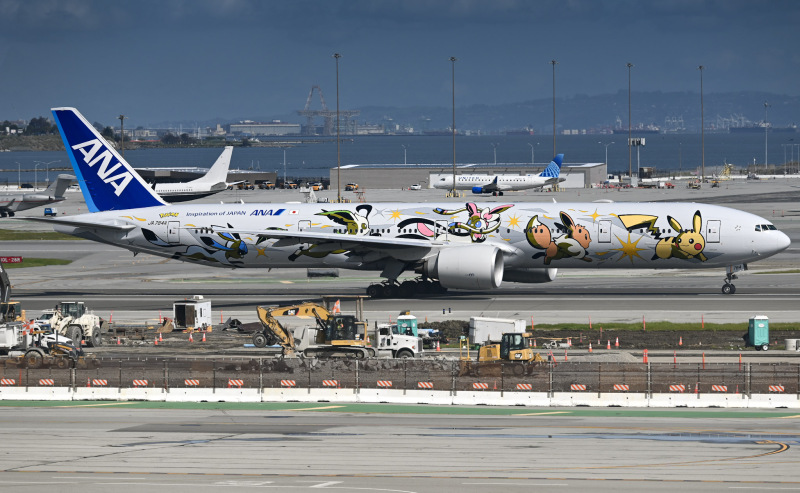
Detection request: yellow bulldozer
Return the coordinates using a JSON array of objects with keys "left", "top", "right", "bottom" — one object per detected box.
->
[{"left": 460, "top": 332, "right": 545, "bottom": 376}]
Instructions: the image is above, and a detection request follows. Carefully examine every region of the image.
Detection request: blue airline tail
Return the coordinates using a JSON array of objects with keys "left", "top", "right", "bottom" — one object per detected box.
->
[
  {"left": 538, "top": 154, "right": 563, "bottom": 178},
  {"left": 51, "top": 107, "right": 167, "bottom": 212}
]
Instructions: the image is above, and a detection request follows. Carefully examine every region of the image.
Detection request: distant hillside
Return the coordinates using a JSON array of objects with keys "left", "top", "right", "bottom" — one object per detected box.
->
[
  {"left": 354, "top": 91, "right": 800, "bottom": 134},
  {"left": 0, "top": 134, "right": 64, "bottom": 151}
]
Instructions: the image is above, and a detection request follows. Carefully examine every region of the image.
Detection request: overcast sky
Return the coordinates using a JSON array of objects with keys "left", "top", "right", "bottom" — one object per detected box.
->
[{"left": 1, "top": 0, "right": 798, "bottom": 127}]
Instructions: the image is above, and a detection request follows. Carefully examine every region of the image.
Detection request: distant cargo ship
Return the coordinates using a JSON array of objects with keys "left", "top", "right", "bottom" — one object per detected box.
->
[
  {"left": 505, "top": 128, "right": 535, "bottom": 136},
  {"left": 729, "top": 124, "right": 797, "bottom": 134},
  {"left": 613, "top": 124, "right": 660, "bottom": 135}
]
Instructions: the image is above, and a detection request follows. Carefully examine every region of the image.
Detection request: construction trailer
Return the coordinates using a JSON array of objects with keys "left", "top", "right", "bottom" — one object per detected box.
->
[{"left": 173, "top": 295, "right": 212, "bottom": 331}]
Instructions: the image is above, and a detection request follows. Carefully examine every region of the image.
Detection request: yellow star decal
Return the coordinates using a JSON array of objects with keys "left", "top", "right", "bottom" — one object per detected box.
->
[
  {"left": 506, "top": 214, "right": 521, "bottom": 229},
  {"left": 389, "top": 210, "right": 402, "bottom": 221},
  {"left": 589, "top": 209, "right": 601, "bottom": 222},
  {"left": 610, "top": 233, "right": 648, "bottom": 264},
  {"left": 256, "top": 247, "right": 267, "bottom": 257}
]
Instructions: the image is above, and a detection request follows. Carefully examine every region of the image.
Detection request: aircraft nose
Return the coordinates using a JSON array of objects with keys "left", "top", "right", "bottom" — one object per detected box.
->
[{"left": 775, "top": 231, "right": 791, "bottom": 253}]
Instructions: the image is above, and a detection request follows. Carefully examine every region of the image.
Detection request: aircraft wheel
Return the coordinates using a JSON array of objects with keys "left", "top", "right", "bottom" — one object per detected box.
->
[
  {"left": 398, "top": 281, "right": 416, "bottom": 298},
  {"left": 499, "top": 191, "right": 504, "bottom": 196},
  {"left": 383, "top": 283, "right": 399, "bottom": 299},
  {"left": 722, "top": 283, "right": 736, "bottom": 295},
  {"left": 7, "top": 212, "right": 14, "bottom": 217},
  {"left": 366, "top": 284, "right": 381, "bottom": 298}
]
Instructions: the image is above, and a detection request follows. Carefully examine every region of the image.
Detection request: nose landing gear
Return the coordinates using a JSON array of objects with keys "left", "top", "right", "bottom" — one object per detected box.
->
[{"left": 722, "top": 264, "right": 747, "bottom": 295}]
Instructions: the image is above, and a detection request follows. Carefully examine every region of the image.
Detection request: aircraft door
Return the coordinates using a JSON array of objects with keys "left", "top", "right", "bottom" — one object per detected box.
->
[
  {"left": 706, "top": 220, "right": 720, "bottom": 243},
  {"left": 298, "top": 220, "right": 311, "bottom": 231},
  {"left": 167, "top": 221, "right": 180, "bottom": 243},
  {"left": 598, "top": 220, "right": 612, "bottom": 243}
]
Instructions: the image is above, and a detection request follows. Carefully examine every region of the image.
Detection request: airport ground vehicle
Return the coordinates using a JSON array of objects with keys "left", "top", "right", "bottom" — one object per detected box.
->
[
  {"left": 44, "top": 207, "right": 58, "bottom": 216},
  {"left": 345, "top": 183, "right": 358, "bottom": 191},
  {"left": 37, "top": 301, "right": 105, "bottom": 347},
  {"left": 258, "top": 181, "right": 275, "bottom": 190},
  {"left": 0, "top": 263, "right": 25, "bottom": 323}
]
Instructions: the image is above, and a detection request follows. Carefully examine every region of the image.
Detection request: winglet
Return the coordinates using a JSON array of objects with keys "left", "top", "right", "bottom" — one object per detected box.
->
[
  {"left": 538, "top": 154, "right": 564, "bottom": 178},
  {"left": 51, "top": 107, "right": 167, "bottom": 212}
]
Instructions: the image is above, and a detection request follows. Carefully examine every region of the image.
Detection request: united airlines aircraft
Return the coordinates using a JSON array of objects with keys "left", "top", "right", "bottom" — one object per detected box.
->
[
  {"left": 433, "top": 154, "right": 565, "bottom": 195},
  {"left": 40, "top": 108, "right": 790, "bottom": 297}
]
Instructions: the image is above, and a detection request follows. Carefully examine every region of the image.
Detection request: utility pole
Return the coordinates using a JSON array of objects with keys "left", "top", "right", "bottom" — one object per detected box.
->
[
  {"left": 627, "top": 63, "right": 634, "bottom": 180},
  {"left": 551, "top": 59, "right": 558, "bottom": 157},
  {"left": 699, "top": 65, "right": 705, "bottom": 182},
  {"left": 764, "top": 101, "right": 770, "bottom": 171},
  {"left": 334, "top": 53, "right": 341, "bottom": 203},
  {"left": 118, "top": 114, "right": 127, "bottom": 158},
  {"left": 450, "top": 56, "right": 457, "bottom": 196}
]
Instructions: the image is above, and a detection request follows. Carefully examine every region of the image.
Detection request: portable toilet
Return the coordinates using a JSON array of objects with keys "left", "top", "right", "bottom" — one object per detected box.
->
[
  {"left": 747, "top": 315, "right": 769, "bottom": 350},
  {"left": 173, "top": 295, "right": 212, "bottom": 331}
]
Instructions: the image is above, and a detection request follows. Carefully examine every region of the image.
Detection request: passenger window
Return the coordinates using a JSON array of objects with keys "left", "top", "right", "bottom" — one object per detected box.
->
[{"left": 755, "top": 225, "right": 761, "bottom": 232}]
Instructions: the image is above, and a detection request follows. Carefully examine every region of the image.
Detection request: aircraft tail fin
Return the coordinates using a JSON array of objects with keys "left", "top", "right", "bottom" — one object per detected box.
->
[
  {"left": 196, "top": 146, "right": 233, "bottom": 185},
  {"left": 538, "top": 154, "right": 564, "bottom": 178},
  {"left": 51, "top": 107, "right": 168, "bottom": 212},
  {"left": 43, "top": 174, "right": 75, "bottom": 198}
]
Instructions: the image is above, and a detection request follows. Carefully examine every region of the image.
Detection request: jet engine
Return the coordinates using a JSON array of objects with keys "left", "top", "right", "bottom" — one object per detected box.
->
[
  {"left": 471, "top": 186, "right": 485, "bottom": 194},
  {"left": 423, "top": 245, "right": 503, "bottom": 290},
  {"left": 502, "top": 268, "right": 558, "bottom": 284}
]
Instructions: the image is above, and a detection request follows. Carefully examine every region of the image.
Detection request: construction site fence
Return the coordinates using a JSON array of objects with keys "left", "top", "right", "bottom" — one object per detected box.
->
[{"left": 1, "top": 358, "right": 800, "bottom": 396}]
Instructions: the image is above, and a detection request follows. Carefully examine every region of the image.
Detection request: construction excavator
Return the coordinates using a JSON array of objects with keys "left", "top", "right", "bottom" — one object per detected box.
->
[{"left": 252, "top": 301, "right": 376, "bottom": 359}]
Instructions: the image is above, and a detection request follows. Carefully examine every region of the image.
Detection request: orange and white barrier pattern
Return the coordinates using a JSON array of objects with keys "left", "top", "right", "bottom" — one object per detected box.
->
[
  {"left": 38, "top": 379, "right": 54, "bottom": 386},
  {"left": 280, "top": 380, "right": 297, "bottom": 388},
  {"left": 613, "top": 384, "right": 630, "bottom": 391},
  {"left": 377, "top": 380, "right": 393, "bottom": 388},
  {"left": 769, "top": 385, "right": 785, "bottom": 393},
  {"left": 515, "top": 383, "right": 533, "bottom": 391},
  {"left": 227, "top": 379, "right": 244, "bottom": 388},
  {"left": 669, "top": 384, "right": 686, "bottom": 392},
  {"left": 417, "top": 382, "right": 434, "bottom": 389},
  {"left": 322, "top": 380, "right": 339, "bottom": 387},
  {"left": 1, "top": 378, "right": 16, "bottom": 386},
  {"left": 184, "top": 379, "right": 200, "bottom": 386},
  {"left": 570, "top": 384, "right": 587, "bottom": 391},
  {"left": 711, "top": 385, "right": 728, "bottom": 392},
  {"left": 472, "top": 382, "right": 489, "bottom": 390},
  {"left": 132, "top": 380, "right": 148, "bottom": 387}
]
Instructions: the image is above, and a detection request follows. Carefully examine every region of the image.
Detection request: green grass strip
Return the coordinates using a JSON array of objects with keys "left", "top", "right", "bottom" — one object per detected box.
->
[
  {"left": 0, "top": 228, "right": 83, "bottom": 241},
  {"left": 2, "top": 258, "right": 72, "bottom": 268}
]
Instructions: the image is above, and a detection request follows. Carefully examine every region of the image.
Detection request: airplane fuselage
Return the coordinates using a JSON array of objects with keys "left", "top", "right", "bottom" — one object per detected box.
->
[
  {"left": 54, "top": 201, "right": 789, "bottom": 276},
  {"left": 434, "top": 175, "right": 559, "bottom": 192}
]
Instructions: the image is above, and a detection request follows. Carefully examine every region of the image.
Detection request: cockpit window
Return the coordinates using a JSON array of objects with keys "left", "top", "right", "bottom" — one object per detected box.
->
[{"left": 755, "top": 224, "right": 778, "bottom": 232}]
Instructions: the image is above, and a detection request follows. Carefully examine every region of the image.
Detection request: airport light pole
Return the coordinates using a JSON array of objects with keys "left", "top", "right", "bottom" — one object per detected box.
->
[
  {"left": 599, "top": 141, "right": 614, "bottom": 168},
  {"left": 34, "top": 163, "right": 41, "bottom": 191},
  {"left": 16, "top": 162, "right": 20, "bottom": 189},
  {"left": 450, "top": 56, "right": 457, "bottom": 196},
  {"left": 698, "top": 65, "right": 705, "bottom": 182},
  {"left": 627, "top": 62, "right": 634, "bottom": 180},
  {"left": 491, "top": 142, "right": 498, "bottom": 165},
  {"left": 764, "top": 101, "right": 770, "bottom": 171},
  {"left": 528, "top": 142, "right": 538, "bottom": 165},
  {"left": 550, "top": 59, "right": 558, "bottom": 157},
  {"left": 402, "top": 144, "right": 408, "bottom": 166},
  {"left": 118, "top": 115, "right": 127, "bottom": 158},
  {"left": 334, "top": 53, "right": 341, "bottom": 203},
  {"left": 35, "top": 160, "right": 59, "bottom": 186}
]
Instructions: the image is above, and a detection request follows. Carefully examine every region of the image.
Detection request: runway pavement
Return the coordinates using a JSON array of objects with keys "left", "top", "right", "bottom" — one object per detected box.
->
[{"left": 0, "top": 403, "right": 799, "bottom": 492}]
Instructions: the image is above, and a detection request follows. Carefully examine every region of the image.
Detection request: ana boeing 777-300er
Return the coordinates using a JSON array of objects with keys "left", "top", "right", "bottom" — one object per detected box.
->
[
  {"left": 433, "top": 154, "right": 565, "bottom": 195},
  {"left": 139, "top": 146, "right": 234, "bottom": 203},
  {"left": 0, "top": 174, "right": 74, "bottom": 217},
  {"left": 39, "top": 107, "right": 791, "bottom": 298}
]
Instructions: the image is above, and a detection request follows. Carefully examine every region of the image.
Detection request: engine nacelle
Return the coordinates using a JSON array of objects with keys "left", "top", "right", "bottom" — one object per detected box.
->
[
  {"left": 424, "top": 245, "right": 503, "bottom": 290},
  {"left": 502, "top": 268, "right": 558, "bottom": 284},
  {"left": 471, "top": 186, "right": 485, "bottom": 194}
]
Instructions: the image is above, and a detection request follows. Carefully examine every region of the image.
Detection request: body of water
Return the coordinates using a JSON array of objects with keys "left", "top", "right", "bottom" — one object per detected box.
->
[{"left": 1, "top": 132, "right": 797, "bottom": 185}]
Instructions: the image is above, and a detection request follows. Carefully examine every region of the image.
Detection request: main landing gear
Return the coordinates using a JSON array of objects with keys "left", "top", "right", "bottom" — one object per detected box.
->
[
  {"left": 366, "top": 278, "right": 447, "bottom": 299},
  {"left": 721, "top": 264, "right": 747, "bottom": 295}
]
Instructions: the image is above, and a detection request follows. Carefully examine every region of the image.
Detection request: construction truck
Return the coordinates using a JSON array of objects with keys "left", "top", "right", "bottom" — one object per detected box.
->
[
  {"left": 252, "top": 297, "right": 420, "bottom": 358},
  {"left": 0, "top": 324, "right": 85, "bottom": 368},
  {"left": 36, "top": 301, "right": 105, "bottom": 347},
  {"left": 460, "top": 332, "right": 544, "bottom": 376}
]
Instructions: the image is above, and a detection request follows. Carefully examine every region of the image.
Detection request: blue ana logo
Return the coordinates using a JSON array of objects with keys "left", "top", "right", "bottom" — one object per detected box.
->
[
  {"left": 250, "top": 208, "right": 286, "bottom": 216},
  {"left": 71, "top": 139, "right": 133, "bottom": 196}
]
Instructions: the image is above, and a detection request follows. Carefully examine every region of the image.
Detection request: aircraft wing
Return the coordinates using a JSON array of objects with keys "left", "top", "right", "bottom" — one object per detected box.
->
[
  {"left": 471, "top": 176, "right": 499, "bottom": 194},
  {"left": 19, "top": 216, "right": 137, "bottom": 232}
]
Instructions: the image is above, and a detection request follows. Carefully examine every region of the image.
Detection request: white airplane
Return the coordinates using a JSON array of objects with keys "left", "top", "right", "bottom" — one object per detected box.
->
[
  {"left": 140, "top": 146, "right": 234, "bottom": 203},
  {"left": 433, "top": 154, "right": 566, "bottom": 195},
  {"left": 40, "top": 107, "right": 790, "bottom": 298},
  {"left": 0, "top": 174, "right": 74, "bottom": 217}
]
